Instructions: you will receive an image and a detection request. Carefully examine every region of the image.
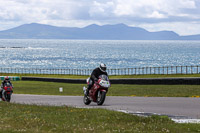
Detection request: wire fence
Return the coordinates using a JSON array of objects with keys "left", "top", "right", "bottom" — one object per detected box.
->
[{"left": 0, "top": 65, "right": 200, "bottom": 75}]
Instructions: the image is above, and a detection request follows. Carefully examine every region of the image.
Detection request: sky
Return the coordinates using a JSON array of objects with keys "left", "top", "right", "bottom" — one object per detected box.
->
[{"left": 0, "top": 0, "right": 200, "bottom": 35}]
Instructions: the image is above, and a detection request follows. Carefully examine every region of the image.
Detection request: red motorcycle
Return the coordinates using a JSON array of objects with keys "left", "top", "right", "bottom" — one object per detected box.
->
[
  {"left": 83, "top": 75, "right": 111, "bottom": 105},
  {"left": 1, "top": 83, "right": 13, "bottom": 102}
]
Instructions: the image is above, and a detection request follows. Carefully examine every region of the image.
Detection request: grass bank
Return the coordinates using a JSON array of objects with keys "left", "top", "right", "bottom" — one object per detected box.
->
[
  {"left": 1, "top": 73, "right": 200, "bottom": 97},
  {"left": 12, "top": 81, "right": 200, "bottom": 97},
  {"left": 0, "top": 102, "right": 199, "bottom": 133}
]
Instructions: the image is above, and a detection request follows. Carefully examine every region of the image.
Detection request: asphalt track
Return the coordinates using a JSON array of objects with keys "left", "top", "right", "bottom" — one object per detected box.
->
[{"left": 11, "top": 94, "right": 200, "bottom": 122}]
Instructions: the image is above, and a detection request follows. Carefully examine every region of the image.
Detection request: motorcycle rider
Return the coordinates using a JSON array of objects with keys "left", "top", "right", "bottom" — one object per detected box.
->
[
  {"left": 85, "top": 63, "right": 108, "bottom": 96},
  {"left": 0, "top": 76, "right": 13, "bottom": 100}
]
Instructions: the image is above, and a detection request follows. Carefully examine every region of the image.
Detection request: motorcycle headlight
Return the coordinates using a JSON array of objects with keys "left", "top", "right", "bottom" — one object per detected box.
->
[{"left": 100, "top": 81, "right": 110, "bottom": 88}]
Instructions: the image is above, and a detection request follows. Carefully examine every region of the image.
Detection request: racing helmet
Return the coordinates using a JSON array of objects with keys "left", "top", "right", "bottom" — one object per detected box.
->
[
  {"left": 5, "top": 76, "right": 9, "bottom": 80},
  {"left": 99, "top": 63, "right": 107, "bottom": 72}
]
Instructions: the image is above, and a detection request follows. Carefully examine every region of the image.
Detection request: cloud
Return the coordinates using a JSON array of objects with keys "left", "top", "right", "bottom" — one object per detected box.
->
[
  {"left": 89, "top": 1, "right": 115, "bottom": 18},
  {"left": 0, "top": 0, "right": 199, "bottom": 35},
  {"left": 0, "top": 0, "right": 86, "bottom": 21},
  {"left": 148, "top": 11, "right": 167, "bottom": 19},
  {"left": 87, "top": 0, "right": 200, "bottom": 35},
  {"left": 93, "top": 0, "right": 197, "bottom": 19}
]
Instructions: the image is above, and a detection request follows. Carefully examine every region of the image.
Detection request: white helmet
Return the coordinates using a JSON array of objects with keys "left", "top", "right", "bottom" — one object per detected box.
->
[{"left": 99, "top": 63, "right": 107, "bottom": 72}]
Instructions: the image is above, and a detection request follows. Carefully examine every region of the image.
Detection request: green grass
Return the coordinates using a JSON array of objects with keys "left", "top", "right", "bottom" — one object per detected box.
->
[
  {"left": 13, "top": 81, "right": 83, "bottom": 96},
  {"left": 109, "top": 84, "right": 200, "bottom": 97},
  {"left": 2, "top": 73, "right": 200, "bottom": 97},
  {"left": 12, "top": 81, "right": 200, "bottom": 97},
  {"left": 0, "top": 102, "right": 199, "bottom": 133}
]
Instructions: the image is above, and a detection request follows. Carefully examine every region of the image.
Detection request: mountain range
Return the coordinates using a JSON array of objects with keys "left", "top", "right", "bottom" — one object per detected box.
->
[{"left": 0, "top": 23, "right": 199, "bottom": 40}]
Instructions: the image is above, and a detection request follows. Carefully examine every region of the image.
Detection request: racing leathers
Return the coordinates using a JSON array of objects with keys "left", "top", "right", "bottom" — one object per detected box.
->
[
  {"left": 0, "top": 80, "right": 13, "bottom": 99},
  {"left": 86, "top": 67, "right": 108, "bottom": 95}
]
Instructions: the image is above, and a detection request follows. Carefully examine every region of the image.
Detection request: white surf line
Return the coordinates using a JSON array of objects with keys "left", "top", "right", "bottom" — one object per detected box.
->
[{"left": 117, "top": 110, "right": 200, "bottom": 124}]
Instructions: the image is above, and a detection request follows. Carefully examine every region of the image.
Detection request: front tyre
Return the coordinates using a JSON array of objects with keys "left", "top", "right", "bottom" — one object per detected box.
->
[
  {"left": 3, "top": 92, "right": 11, "bottom": 102},
  {"left": 97, "top": 91, "right": 106, "bottom": 105},
  {"left": 6, "top": 94, "right": 11, "bottom": 102},
  {"left": 83, "top": 95, "right": 91, "bottom": 105}
]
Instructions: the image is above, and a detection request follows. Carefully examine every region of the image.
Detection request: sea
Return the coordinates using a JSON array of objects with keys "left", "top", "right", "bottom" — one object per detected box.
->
[{"left": 0, "top": 39, "right": 200, "bottom": 69}]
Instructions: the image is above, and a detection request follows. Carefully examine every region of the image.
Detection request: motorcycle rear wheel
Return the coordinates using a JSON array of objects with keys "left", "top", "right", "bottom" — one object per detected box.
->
[
  {"left": 83, "top": 95, "right": 91, "bottom": 105},
  {"left": 97, "top": 91, "right": 106, "bottom": 105}
]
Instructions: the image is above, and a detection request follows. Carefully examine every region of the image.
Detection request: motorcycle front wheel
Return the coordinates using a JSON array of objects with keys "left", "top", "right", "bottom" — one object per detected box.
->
[
  {"left": 6, "top": 94, "right": 11, "bottom": 102},
  {"left": 4, "top": 92, "right": 11, "bottom": 102},
  {"left": 97, "top": 91, "right": 106, "bottom": 105},
  {"left": 83, "top": 95, "right": 91, "bottom": 105}
]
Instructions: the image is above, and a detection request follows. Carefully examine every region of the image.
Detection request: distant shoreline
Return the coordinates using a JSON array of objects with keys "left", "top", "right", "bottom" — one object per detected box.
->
[
  {"left": 0, "top": 47, "right": 25, "bottom": 49},
  {"left": 0, "top": 23, "right": 199, "bottom": 40}
]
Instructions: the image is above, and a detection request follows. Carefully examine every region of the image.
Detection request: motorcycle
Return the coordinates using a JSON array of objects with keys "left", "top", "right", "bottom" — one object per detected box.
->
[
  {"left": 1, "top": 82, "right": 13, "bottom": 102},
  {"left": 83, "top": 75, "right": 111, "bottom": 105}
]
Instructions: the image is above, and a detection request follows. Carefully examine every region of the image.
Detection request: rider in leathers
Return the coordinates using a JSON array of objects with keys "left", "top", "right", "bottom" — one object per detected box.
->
[
  {"left": 86, "top": 63, "right": 108, "bottom": 96},
  {"left": 0, "top": 76, "right": 13, "bottom": 100}
]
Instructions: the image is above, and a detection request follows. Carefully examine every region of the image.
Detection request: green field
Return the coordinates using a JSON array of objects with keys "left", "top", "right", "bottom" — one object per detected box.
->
[
  {"left": 0, "top": 102, "right": 199, "bottom": 133},
  {"left": 10, "top": 81, "right": 200, "bottom": 97},
  {"left": 1, "top": 73, "right": 200, "bottom": 97},
  {"left": 1, "top": 73, "right": 200, "bottom": 132}
]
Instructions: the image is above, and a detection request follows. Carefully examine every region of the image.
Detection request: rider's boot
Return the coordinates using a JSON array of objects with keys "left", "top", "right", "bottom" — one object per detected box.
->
[
  {"left": 85, "top": 85, "right": 92, "bottom": 96},
  {"left": 85, "top": 88, "right": 89, "bottom": 96}
]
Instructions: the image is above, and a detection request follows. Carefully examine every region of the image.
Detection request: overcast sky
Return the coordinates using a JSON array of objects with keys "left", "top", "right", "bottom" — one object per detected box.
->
[{"left": 0, "top": 0, "right": 200, "bottom": 35}]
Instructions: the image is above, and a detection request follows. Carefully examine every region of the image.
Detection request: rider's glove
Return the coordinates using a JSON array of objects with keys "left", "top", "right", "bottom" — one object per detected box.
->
[{"left": 94, "top": 78, "right": 98, "bottom": 82}]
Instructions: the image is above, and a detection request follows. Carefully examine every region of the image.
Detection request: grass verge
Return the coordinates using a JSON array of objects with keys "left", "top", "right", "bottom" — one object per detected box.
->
[
  {"left": 12, "top": 81, "right": 200, "bottom": 97},
  {"left": 0, "top": 102, "right": 199, "bottom": 133},
  {"left": 2, "top": 73, "right": 200, "bottom": 97}
]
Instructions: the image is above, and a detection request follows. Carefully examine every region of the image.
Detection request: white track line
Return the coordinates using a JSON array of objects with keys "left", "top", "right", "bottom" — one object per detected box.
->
[{"left": 117, "top": 110, "right": 200, "bottom": 123}]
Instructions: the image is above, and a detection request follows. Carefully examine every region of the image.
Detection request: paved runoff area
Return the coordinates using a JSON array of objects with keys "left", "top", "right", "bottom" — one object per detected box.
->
[{"left": 11, "top": 94, "right": 200, "bottom": 123}]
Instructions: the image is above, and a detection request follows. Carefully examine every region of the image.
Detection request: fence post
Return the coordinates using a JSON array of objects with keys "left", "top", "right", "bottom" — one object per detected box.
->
[
  {"left": 171, "top": 66, "right": 173, "bottom": 74},
  {"left": 191, "top": 66, "right": 193, "bottom": 74},
  {"left": 138, "top": 68, "right": 140, "bottom": 75},
  {"left": 150, "top": 67, "right": 151, "bottom": 74},
  {"left": 162, "top": 66, "right": 164, "bottom": 74},
  {"left": 166, "top": 67, "right": 168, "bottom": 75},
  {"left": 142, "top": 67, "right": 144, "bottom": 74},
  {"left": 186, "top": 66, "right": 188, "bottom": 74},
  {"left": 145, "top": 67, "right": 147, "bottom": 74},
  {"left": 181, "top": 66, "right": 182, "bottom": 74}
]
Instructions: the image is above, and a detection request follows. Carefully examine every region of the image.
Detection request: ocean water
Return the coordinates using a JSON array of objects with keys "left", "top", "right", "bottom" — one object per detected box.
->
[{"left": 0, "top": 39, "right": 200, "bottom": 69}]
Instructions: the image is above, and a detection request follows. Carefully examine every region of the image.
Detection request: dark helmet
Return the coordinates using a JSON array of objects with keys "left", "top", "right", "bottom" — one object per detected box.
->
[{"left": 99, "top": 63, "right": 107, "bottom": 72}]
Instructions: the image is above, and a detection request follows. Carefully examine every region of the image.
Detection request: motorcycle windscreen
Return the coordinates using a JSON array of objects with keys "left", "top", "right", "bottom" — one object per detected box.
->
[
  {"left": 98, "top": 75, "right": 110, "bottom": 88},
  {"left": 98, "top": 75, "right": 109, "bottom": 81}
]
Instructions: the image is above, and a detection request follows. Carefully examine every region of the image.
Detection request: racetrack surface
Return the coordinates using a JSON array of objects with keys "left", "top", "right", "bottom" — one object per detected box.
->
[{"left": 11, "top": 94, "right": 200, "bottom": 121}]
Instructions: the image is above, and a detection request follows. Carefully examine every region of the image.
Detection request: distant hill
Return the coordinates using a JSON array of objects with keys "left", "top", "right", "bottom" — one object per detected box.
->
[{"left": 0, "top": 23, "right": 199, "bottom": 40}]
